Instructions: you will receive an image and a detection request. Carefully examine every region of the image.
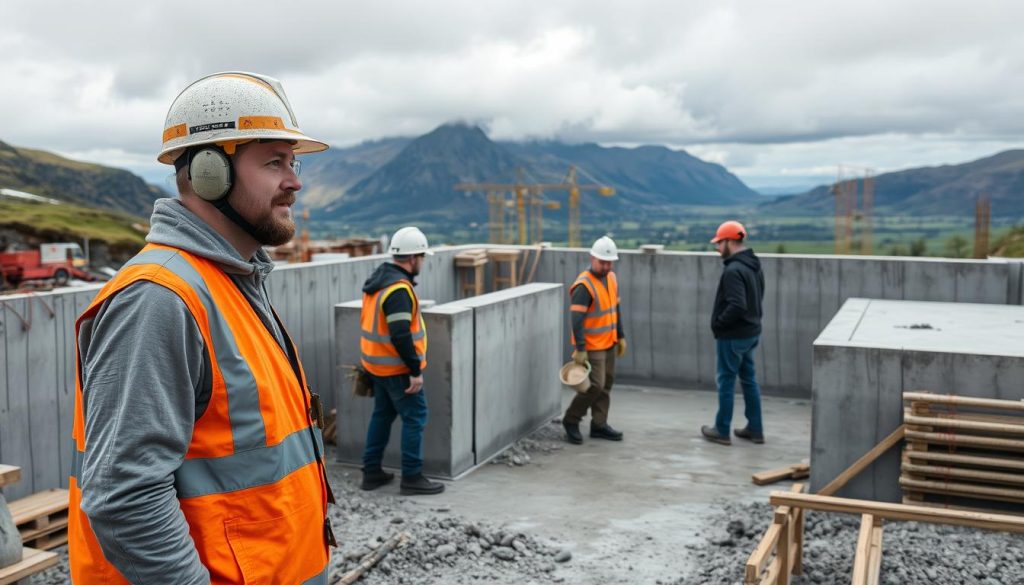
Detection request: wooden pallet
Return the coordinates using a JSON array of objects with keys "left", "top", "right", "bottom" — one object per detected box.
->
[
  {"left": 8, "top": 488, "right": 70, "bottom": 551},
  {"left": 900, "top": 393, "right": 1024, "bottom": 512},
  {"left": 0, "top": 547, "right": 59, "bottom": 585}
]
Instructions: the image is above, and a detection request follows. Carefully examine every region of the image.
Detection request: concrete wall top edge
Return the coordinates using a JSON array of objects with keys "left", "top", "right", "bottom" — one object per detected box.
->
[{"left": 447, "top": 283, "right": 563, "bottom": 308}]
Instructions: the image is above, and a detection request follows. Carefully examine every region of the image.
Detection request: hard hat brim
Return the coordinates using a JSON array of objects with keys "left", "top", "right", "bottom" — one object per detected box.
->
[
  {"left": 590, "top": 252, "right": 619, "bottom": 261},
  {"left": 158, "top": 132, "right": 329, "bottom": 165}
]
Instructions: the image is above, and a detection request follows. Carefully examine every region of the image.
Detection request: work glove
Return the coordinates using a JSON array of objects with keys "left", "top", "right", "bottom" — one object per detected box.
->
[
  {"left": 572, "top": 349, "right": 589, "bottom": 366},
  {"left": 616, "top": 338, "right": 627, "bottom": 358}
]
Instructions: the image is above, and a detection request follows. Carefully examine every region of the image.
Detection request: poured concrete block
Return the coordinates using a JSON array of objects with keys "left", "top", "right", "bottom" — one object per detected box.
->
[
  {"left": 334, "top": 300, "right": 475, "bottom": 478},
  {"left": 448, "top": 283, "right": 564, "bottom": 463},
  {"left": 811, "top": 298, "right": 1024, "bottom": 501}
]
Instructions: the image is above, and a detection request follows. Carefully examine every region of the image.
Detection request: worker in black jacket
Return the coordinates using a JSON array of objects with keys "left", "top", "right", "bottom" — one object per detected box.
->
[
  {"left": 359, "top": 227, "right": 444, "bottom": 495},
  {"left": 701, "top": 220, "right": 766, "bottom": 446}
]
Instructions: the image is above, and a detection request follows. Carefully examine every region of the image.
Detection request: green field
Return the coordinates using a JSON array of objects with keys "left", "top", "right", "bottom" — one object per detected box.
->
[
  {"left": 309, "top": 210, "right": 1023, "bottom": 258},
  {"left": 0, "top": 199, "right": 148, "bottom": 247}
]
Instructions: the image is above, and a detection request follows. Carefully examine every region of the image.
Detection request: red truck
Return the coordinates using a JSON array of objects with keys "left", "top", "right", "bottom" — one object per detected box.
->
[{"left": 0, "top": 243, "right": 95, "bottom": 288}]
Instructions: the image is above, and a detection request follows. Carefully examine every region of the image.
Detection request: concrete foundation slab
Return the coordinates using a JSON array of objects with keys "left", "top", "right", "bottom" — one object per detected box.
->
[{"left": 811, "top": 298, "right": 1024, "bottom": 501}]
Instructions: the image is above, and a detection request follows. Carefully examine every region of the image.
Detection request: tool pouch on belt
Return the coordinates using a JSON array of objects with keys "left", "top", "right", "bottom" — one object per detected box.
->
[{"left": 347, "top": 364, "right": 374, "bottom": 398}]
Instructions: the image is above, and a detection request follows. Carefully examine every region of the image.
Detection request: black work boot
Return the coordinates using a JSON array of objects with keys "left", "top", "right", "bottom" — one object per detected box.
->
[
  {"left": 360, "top": 468, "right": 395, "bottom": 491},
  {"left": 563, "top": 420, "right": 583, "bottom": 444},
  {"left": 400, "top": 473, "right": 445, "bottom": 495},
  {"left": 734, "top": 427, "right": 766, "bottom": 444},
  {"left": 590, "top": 423, "right": 623, "bottom": 441},
  {"left": 701, "top": 425, "right": 732, "bottom": 446}
]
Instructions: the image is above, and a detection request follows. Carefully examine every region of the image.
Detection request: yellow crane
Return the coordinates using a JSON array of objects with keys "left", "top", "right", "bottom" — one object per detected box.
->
[{"left": 455, "top": 166, "right": 614, "bottom": 246}]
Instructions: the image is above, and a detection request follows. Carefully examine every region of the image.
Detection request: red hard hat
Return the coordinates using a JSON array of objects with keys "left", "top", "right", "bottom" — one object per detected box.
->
[{"left": 710, "top": 220, "right": 746, "bottom": 244}]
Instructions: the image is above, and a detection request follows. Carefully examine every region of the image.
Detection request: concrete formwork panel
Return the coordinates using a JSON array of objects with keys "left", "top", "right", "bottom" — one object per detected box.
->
[
  {"left": 333, "top": 300, "right": 475, "bottom": 478},
  {"left": 811, "top": 298, "right": 1024, "bottom": 502},
  {"left": 448, "top": 283, "right": 564, "bottom": 464}
]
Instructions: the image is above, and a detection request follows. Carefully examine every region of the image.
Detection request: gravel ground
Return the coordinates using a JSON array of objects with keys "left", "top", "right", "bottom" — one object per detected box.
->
[
  {"left": 33, "top": 426, "right": 576, "bottom": 585},
  {"left": 677, "top": 500, "right": 1024, "bottom": 585},
  {"left": 30, "top": 424, "right": 1024, "bottom": 584}
]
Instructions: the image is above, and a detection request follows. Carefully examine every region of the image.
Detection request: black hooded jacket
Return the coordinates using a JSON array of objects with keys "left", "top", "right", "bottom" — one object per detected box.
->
[
  {"left": 711, "top": 249, "right": 765, "bottom": 340},
  {"left": 363, "top": 262, "right": 422, "bottom": 376}
]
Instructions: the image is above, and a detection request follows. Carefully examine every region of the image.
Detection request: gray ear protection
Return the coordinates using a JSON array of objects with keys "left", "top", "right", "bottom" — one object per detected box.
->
[{"left": 188, "top": 148, "right": 233, "bottom": 201}]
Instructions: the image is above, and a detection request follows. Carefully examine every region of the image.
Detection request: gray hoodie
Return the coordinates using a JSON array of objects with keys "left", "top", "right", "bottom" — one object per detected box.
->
[{"left": 77, "top": 198, "right": 289, "bottom": 584}]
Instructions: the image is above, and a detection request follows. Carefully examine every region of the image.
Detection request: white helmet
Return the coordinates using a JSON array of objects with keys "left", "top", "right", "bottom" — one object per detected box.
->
[
  {"left": 590, "top": 236, "right": 619, "bottom": 261},
  {"left": 158, "top": 71, "right": 328, "bottom": 164},
  {"left": 389, "top": 227, "right": 434, "bottom": 256}
]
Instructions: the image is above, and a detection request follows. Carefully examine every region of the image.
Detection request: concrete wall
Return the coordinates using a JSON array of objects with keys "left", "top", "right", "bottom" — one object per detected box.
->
[
  {"left": 448, "top": 283, "right": 564, "bottom": 464},
  {"left": 334, "top": 301, "right": 476, "bottom": 478},
  {"left": 334, "top": 283, "right": 563, "bottom": 478},
  {"left": 530, "top": 249, "right": 1022, "bottom": 396},
  {"left": 1, "top": 244, "right": 1021, "bottom": 498},
  {"left": 810, "top": 298, "right": 1024, "bottom": 502}
]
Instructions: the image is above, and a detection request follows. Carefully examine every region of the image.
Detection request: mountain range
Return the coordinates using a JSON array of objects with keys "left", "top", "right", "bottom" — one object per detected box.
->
[
  {"left": 1, "top": 126, "right": 1022, "bottom": 232},
  {"left": 763, "top": 149, "right": 1024, "bottom": 216},
  {"left": 0, "top": 140, "right": 163, "bottom": 218},
  {"left": 300, "top": 123, "right": 759, "bottom": 225}
]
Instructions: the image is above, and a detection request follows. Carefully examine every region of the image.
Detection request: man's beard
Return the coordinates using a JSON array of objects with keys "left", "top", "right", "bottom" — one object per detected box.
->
[
  {"left": 251, "top": 216, "right": 295, "bottom": 247},
  {"left": 247, "top": 193, "right": 296, "bottom": 246}
]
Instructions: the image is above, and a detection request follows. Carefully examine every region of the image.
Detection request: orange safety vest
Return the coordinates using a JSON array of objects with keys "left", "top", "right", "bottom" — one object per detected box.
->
[
  {"left": 359, "top": 279, "right": 427, "bottom": 377},
  {"left": 68, "top": 244, "right": 332, "bottom": 585},
  {"left": 569, "top": 270, "right": 620, "bottom": 351}
]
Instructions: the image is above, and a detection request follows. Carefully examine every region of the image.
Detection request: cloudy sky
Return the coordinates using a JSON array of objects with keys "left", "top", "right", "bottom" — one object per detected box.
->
[{"left": 3, "top": 0, "right": 1023, "bottom": 192}]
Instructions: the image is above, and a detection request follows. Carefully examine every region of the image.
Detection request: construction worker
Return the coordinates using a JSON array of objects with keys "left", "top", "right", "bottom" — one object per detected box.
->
[
  {"left": 359, "top": 227, "right": 445, "bottom": 495},
  {"left": 562, "top": 236, "right": 627, "bottom": 444},
  {"left": 701, "top": 220, "right": 766, "bottom": 446},
  {"left": 68, "top": 72, "right": 335, "bottom": 584}
]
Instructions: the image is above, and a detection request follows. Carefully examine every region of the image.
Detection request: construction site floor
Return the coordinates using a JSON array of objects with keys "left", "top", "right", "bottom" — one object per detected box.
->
[{"left": 366, "top": 384, "right": 813, "bottom": 583}]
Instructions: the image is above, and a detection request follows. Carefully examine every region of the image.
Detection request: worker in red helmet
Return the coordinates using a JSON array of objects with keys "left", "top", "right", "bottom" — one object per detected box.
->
[{"left": 701, "top": 220, "right": 766, "bottom": 446}]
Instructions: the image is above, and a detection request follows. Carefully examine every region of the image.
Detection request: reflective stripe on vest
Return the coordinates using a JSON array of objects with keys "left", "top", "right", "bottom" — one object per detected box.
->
[
  {"left": 569, "top": 270, "right": 620, "bottom": 350},
  {"left": 68, "top": 244, "right": 330, "bottom": 585},
  {"left": 359, "top": 280, "right": 428, "bottom": 376}
]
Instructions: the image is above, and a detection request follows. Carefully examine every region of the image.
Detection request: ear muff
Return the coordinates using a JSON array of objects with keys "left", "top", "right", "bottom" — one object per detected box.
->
[{"left": 188, "top": 148, "right": 233, "bottom": 201}]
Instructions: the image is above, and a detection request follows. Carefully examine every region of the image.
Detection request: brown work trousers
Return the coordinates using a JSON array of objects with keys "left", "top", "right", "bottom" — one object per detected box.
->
[{"left": 564, "top": 347, "right": 616, "bottom": 426}]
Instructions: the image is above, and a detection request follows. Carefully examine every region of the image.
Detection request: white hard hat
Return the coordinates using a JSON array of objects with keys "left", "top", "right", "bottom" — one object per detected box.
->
[
  {"left": 389, "top": 227, "right": 434, "bottom": 256},
  {"left": 158, "top": 71, "right": 329, "bottom": 164},
  {"left": 590, "top": 236, "right": 619, "bottom": 261}
]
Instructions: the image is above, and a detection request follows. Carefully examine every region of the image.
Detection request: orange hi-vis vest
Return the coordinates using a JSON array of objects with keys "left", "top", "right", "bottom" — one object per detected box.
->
[
  {"left": 570, "top": 270, "right": 620, "bottom": 351},
  {"left": 359, "top": 279, "right": 427, "bottom": 377},
  {"left": 69, "top": 244, "right": 333, "bottom": 585}
]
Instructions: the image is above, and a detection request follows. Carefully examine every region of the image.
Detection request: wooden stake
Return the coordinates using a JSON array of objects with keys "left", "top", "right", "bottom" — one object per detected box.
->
[{"left": 336, "top": 531, "right": 410, "bottom": 585}]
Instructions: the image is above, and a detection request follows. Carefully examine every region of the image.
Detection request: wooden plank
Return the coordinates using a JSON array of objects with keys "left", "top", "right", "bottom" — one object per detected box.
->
[
  {"left": 906, "top": 450, "right": 1024, "bottom": 472},
  {"left": 904, "top": 429, "right": 1024, "bottom": 452},
  {"left": 752, "top": 463, "right": 810, "bottom": 486},
  {"left": 905, "top": 413, "right": 1024, "bottom": 436},
  {"left": 851, "top": 514, "right": 874, "bottom": 585},
  {"left": 769, "top": 491, "right": 1024, "bottom": 533},
  {"left": 901, "top": 462, "right": 1024, "bottom": 486},
  {"left": 899, "top": 477, "right": 1024, "bottom": 503},
  {"left": 745, "top": 523, "right": 781, "bottom": 584},
  {"left": 867, "top": 522, "right": 884, "bottom": 585},
  {"left": 0, "top": 464, "right": 21, "bottom": 488},
  {"left": 0, "top": 547, "right": 59, "bottom": 585},
  {"left": 818, "top": 425, "right": 905, "bottom": 496},
  {"left": 904, "top": 392, "right": 1024, "bottom": 412},
  {"left": 9, "top": 488, "right": 69, "bottom": 525},
  {"left": 776, "top": 508, "right": 790, "bottom": 585},
  {"left": 757, "top": 557, "right": 781, "bottom": 585}
]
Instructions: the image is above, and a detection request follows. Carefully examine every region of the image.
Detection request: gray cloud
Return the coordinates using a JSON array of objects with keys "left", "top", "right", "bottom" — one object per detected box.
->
[{"left": 2, "top": 0, "right": 1022, "bottom": 183}]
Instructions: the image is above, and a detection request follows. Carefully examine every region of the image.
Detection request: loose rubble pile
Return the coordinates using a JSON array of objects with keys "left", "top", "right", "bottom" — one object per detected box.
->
[
  {"left": 36, "top": 438, "right": 574, "bottom": 585},
  {"left": 488, "top": 420, "right": 565, "bottom": 467},
  {"left": 679, "top": 500, "right": 1024, "bottom": 585}
]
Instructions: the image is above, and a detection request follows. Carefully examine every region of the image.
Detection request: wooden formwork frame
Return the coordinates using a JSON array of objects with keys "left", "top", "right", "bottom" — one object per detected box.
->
[{"left": 745, "top": 484, "right": 806, "bottom": 585}]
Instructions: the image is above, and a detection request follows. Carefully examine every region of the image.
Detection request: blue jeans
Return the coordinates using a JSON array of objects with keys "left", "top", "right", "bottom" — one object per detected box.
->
[
  {"left": 362, "top": 374, "right": 428, "bottom": 476},
  {"left": 715, "top": 336, "right": 764, "bottom": 436}
]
